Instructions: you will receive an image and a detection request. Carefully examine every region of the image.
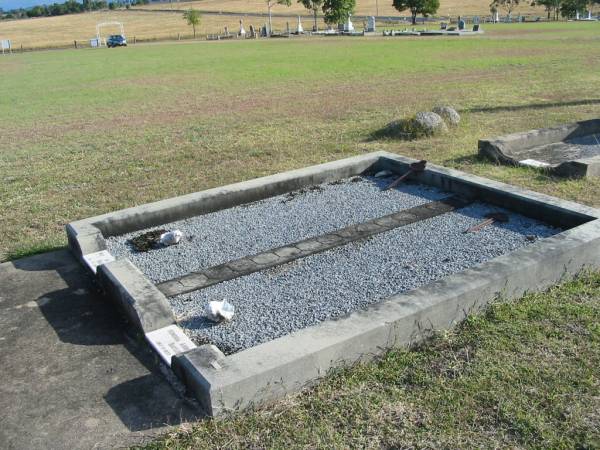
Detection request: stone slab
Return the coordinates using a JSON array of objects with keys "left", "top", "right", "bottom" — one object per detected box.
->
[{"left": 0, "top": 250, "right": 200, "bottom": 450}]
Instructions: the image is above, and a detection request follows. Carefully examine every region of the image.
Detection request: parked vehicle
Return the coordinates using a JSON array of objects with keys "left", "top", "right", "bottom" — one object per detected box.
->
[{"left": 106, "top": 35, "right": 127, "bottom": 48}]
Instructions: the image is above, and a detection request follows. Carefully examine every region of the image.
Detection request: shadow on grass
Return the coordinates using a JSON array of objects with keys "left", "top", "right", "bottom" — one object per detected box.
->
[
  {"left": 366, "top": 119, "right": 417, "bottom": 142},
  {"left": 3, "top": 243, "right": 66, "bottom": 263},
  {"left": 463, "top": 98, "right": 600, "bottom": 114},
  {"left": 442, "top": 153, "right": 489, "bottom": 166}
]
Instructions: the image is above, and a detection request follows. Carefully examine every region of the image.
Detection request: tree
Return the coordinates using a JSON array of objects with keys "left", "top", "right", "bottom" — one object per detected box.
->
[
  {"left": 267, "top": 0, "right": 291, "bottom": 35},
  {"left": 534, "top": 0, "right": 562, "bottom": 19},
  {"left": 183, "top": 8, "right": 201, "bottom": 38},
  {"left": 392, "top": 0, "right": 439, "bottom": 24},
  {"left": 489, "top": 0, "right": 519, "bottom": 18},
  {"left": 322, "top": 0, "right": 355, "bottom": 25},
  {"left": 559, "top": 0, "right": 587, "bottom": 16},
  {"left": 298, "top": 0, "right": 323, "bottom": 31}
]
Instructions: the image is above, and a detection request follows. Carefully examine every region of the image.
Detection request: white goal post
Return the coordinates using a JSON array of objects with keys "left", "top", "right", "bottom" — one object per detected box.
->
[{"left": 96, "top": 22, "right": 125, "bottom": 45}]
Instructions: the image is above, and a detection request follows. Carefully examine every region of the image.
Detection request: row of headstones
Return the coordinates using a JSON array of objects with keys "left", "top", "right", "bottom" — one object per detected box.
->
[{"left": 222, "top": 15, "right": 378, "bottom": 38}]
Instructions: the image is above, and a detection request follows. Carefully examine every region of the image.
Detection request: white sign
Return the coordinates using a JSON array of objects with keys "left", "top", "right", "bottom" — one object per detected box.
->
[
  {"left": 145, "top": 325, "right": 197, "bottom": 366},
  {"left": 520, "top": 159, "right": 551, "bottom": 168},
  {"left": 82, "top": 250, "right": 115, "bottom": 274}
]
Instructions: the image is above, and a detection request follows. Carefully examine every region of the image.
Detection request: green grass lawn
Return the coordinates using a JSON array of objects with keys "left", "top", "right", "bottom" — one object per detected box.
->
[{"left": 1, "top": 22, "right": 600, "bottom": 448}]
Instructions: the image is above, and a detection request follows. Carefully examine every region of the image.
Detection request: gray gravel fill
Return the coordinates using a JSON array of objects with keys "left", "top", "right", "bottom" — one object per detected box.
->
[
  {"left": 170, "top": 201, "right": 560, "bottom": 354},
  {"left": 105, "top": 177, "right": 448, "bottom": 283}
]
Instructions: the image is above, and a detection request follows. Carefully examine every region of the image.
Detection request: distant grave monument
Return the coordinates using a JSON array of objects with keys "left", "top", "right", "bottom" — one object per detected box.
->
[
  {"left": 1, "top": 39, "right": 12, "bottom": 54},
  {"left": 296, "top": 16, "right": 304, "bottom": 33},
  {"left": 239, "top": 20, "right": 246, "bottom": 37},
  {"left": 344, "top": 15, "right": 355, "bottom": 32},
  {"left": 367, "top": 16, "right": 376, "bottom": 32}
]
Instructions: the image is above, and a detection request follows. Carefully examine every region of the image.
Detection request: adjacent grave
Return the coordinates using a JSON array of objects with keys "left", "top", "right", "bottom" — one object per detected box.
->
[
  {"left": 479, "top": 118, "right": 600, "bottom": 177},
  {"left": 67, "top": 151, "right": 600, "bottom": 416}
]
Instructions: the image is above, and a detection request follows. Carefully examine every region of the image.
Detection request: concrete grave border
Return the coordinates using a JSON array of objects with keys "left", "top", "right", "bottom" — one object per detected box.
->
[
  {"left": 478, "top": 118, "right": 600, "bottom": 178},
  {"left": 66, "top": 151, "right": 600, "bottom": 416}
]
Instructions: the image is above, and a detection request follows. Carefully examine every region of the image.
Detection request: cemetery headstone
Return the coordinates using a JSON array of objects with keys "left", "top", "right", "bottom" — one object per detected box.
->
[
  {"left": 344, "top": 15, "right": 355, "bottom": 32},
  {"left": 458, "top": 17, "right": 465, "bottom": 30},
  {"left": 297, "top": 16, "right": 304, "bottom": 33},
  {"left": 1, "top": 39, "right": 11, "bottom": 55},
  {"left": 367, "top": 16, "right": 376, "bottom": 32},
  {"left": 239, "top": 20, "right": 246, "bottom": 37}
]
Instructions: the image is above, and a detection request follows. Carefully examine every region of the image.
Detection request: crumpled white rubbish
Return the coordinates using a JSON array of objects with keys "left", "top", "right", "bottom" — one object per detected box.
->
[
  {"left": 206, "top": 300, "right": 235, "bottom": 322},
  {"left": 159, "top": 230, "right": 183, "bottom": 246},
  {"left": 374, "top": 170, "right": 393, "bottom": 178}
]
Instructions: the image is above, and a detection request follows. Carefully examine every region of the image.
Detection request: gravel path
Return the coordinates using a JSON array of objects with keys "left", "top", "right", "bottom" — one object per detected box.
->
[
  {"left": 169, "top": 202, "right": 560, "bottom": 354},
  {"left": 106, "top": 177, "right": 448, "bottom": 283}
]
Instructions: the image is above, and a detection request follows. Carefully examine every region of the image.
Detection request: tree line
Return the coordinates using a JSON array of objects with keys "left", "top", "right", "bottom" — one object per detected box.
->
[
  {"left": 490, "top": 0, "right": 598, "bottom": 20},
  {"left": 0, "top": 0, "right": 149, "bottom": 20}
]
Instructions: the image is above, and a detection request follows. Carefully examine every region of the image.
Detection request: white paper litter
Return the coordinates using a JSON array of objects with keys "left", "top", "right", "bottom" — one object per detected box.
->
[
  {"left": 206, "top": 299, "right": 235, "bottom": 322},
  {"left": 159, "top": 229, "right": 183, "bottom": 246}
]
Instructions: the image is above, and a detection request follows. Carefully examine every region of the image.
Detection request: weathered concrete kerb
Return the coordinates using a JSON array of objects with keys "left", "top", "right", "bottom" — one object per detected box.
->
[
  {"left": 479, "top": 118, "right": 600, "bottom": 178},
  {"left": 66, "top": 151, "right": 600, "bottom": 417}
]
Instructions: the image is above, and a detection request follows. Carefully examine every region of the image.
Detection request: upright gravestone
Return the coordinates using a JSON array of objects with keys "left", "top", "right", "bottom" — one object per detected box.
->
[
  {"left": 296, "top": 16, "right": 304, "bottom": 33},
  {"left": 224, "top": 26, "right": 230, "bottom": 37},
  {"left": 344, "top": 15, "right": 355, "bottom": 32},
  {"left": 0, "top": 39, "right": 11, "bottom": 55},
  {"left": 286, "top": 21, "right": 291, "bottom": 34},
  {"left": 239, "top": 20, "right": 246, "bottom": 37},
  {"left": 249, "top": 24, "right": 256, "bottom": 38},
  {"left": 367, "top": 16, "right": 376, "bottom": 32},
  {"left": 261, "top": 24, "right": 268, "bottom": 37},
  {"left": 457, "top": 17, "right": 465, "bottom": 30}
]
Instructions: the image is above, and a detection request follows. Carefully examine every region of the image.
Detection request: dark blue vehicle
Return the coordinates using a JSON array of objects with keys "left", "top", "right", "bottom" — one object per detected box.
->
[{"left": 106, "top": 34, "right": 127, "bottom": 48}]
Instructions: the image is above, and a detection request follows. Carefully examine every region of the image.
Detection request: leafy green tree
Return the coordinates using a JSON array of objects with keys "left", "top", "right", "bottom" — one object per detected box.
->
[
  {"left": 392, "top": 0, "right": 439, "bottom": 24},
  {"left": 267, "top": 0, "right": 292, "bottom": 35},
  {"left": 559, "top": 0, "right": 587, "bottom": 16},
  {"left": 183, "top": 8, "right": 201, "bottom": 38},
  {"left": 322, "top": 0, "right": 356, "bottom": 25},
  {"left": 298, "top": 0, "right": 324, "bottom": 31}
]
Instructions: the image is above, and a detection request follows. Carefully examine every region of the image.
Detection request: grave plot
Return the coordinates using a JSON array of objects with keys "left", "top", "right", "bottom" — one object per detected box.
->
[
  {"left": 479, "top": 118, "right": 600, "bottom": 177},
  {"left": 66, "top": 151, "right": 600, "bottom": 416}
]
